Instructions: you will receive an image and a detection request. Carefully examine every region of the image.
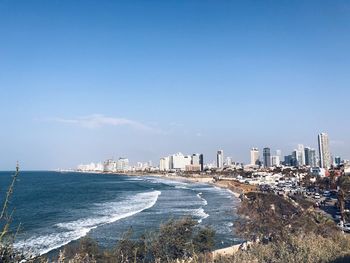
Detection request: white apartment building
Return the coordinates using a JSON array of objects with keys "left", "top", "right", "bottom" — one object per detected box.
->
[
  {"left": 217, "top": 150, "right": 224, "bottom": 169},
  {"left": 117, "top": 158, "right": 129, "bottom": 171},
  {"left": 271, "top": 155, "right": 281, "bottom": 167},
  {"left": 159, "top": 156, "right": 170, "bottom": 171},
  {"left": 318, "top": 133, "right": 331, "bottom": 169},
  {"left": 250, "top": 148, "right": 260, "bottom": 165}
]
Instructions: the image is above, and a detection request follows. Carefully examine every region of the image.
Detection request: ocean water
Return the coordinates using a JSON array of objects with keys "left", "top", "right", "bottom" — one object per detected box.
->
[{"left": 0, "top": 171, "right": 241, "bottom": 256}]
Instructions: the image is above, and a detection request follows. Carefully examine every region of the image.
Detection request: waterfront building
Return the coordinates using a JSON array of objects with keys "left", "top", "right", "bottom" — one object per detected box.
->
[
  {"left": 191, "top": 154, "right": 200, "bottom": 166},
  {"left": 117, "top": 158, "right": 129, "bottom": 171},
  {"left": 250, "top": 148, "right": 260, "bottom": 166},
  {"left": 95, "top": 162, "right": 104, "bottom": 172},
  {"left": 103, "top": 159, "right": 116, "bottom": 172},
  {"left": 217, "top": 150, "right": 224, "bottom": 169},
  {"left": 184, "top": 155, "right": 192, "bottom": 167},
  {"left": 159, "top": 156, "right": 170, "bottom": 171},
  {"left": 318, "top": 132, "right": 331, "bottom": 169},
  {"left": 185, "top": 164, "right": 201, "bottom": 172},
  {"left": 199, "top": 154, "right": 204, "bottom": 171},
  {"left": 263, "top": 148, "right": 271, "bottom": 168},
  {"left": 170, "top": 152, "right": 188, "bottom": 170}
]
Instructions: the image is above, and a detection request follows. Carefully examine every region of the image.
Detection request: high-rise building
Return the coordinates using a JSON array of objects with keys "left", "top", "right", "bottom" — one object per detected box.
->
[
  {"left": 159, "top": 156, "right": 170, "bottom": 171},
  {"left": 170, "top": 152, "right": 186, "bottom": 170},
  {"left": 117, "top": 158, "right": 129, "bottom": 171},
  {"left": 250, "top": 148, "right": 260, "bottom": 166},
  {"left": 318, "top": 133, "right": 331, "bottom": 169},
  {"left": 217, "top": 150, "right": 224, "bottom": 169},
  {"left": 263, "top": 148, "right": 271, "bottom": 168},
  {"left": 199, "top": 154, "right": 204, "bottom": 171},
  {"left": 335, "top": 156, "right": 342, "bottom": 167},
  {"left": 297, "top": 144, "right": 306, "bottom": 166},
  {"left": 305, "top": 147, "right": 317, "bottom": 167},
  {"left": 276, "top": 150, "right": 282, "bottom": 158},
  {"left": 271, "top": 155, "right": 280, "bottom": 166},
  {"left": 284, "top": 155, "right": 293, "bottom": 166},
  {"left": 191, "top": 154, "right": 200, "bottom": 166},
  {"left": 103, "top": 159, "right": 116, "bottom": 172}
]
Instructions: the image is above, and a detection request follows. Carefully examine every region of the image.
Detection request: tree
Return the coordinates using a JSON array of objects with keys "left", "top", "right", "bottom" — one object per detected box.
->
[
  {"left": 152, "top": 217, "right": 197, "bottom": 260},
  {"left": 337, "top": 175, "right": 350, "bottom": 222}
]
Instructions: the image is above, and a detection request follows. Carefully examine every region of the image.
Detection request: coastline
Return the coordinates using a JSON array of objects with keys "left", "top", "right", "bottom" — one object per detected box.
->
[
  {"left": 120, "top": 171, "right": 244, "bottom": 198},
  {"left": 72, "top": 171, "right": 245, "bottom": 257},
  {"left": 125, "top": 172, "right": 245, "bottom": 258}
]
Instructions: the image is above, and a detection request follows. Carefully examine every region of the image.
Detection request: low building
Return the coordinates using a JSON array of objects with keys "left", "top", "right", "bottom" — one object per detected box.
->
[
  {"left": 185, "top": 164, "right": 201, "bottom": 172},
  {"left": 310, "top": 167, "right": 326, "bottom": 177},
  {"left": 344, "top": 165, "right": 350, "bottom": 176}
]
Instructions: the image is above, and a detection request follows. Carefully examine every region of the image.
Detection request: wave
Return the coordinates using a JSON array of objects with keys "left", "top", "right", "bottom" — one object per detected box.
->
[
  {"left": 172, "top": 207, "right": 209, "bottom": 224},
  {"left": 126, "top": 177, "right": 144, "bottom": 181},
  {"left": 145, "top": 177, "right": 189, "bottom": 187},
  {"left": 196, "top": 192, "right": 208, "bottom": 206},
  {"left": 194, "top": 207, "right": 209, "bottom": 223},
  {"left": 175, "top": 185, "right": 189, "bottom": 190},
  {"left": 15, "top": 190, "right": 161, "bottom": 256}
]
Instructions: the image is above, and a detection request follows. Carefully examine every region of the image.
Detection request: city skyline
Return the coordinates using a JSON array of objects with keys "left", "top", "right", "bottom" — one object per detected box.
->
[
  {"left": 77, "top": 132, "right": 345, "bottom": 171},
  {"left": 1, "top": 1, "right": 350, "bottom": 170}
]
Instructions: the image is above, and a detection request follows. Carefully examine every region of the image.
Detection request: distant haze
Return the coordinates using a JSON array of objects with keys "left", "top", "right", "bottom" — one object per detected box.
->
[{"left": 0, "top": 1, "right": 349, "bottom": 170}]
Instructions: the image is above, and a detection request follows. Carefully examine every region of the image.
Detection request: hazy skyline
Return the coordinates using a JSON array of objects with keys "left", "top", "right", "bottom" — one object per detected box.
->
[{"left": 1, "top": 1, "right": 349, "bottom": 170}]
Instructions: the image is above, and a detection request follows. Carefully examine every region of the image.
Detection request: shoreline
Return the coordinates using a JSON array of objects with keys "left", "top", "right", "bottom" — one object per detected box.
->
[
  {"left": 71, "top": 171, "right": 245, "bottom": 257},
  {"left": 83, "top": 170, "right": 245, "bottom": 198}
]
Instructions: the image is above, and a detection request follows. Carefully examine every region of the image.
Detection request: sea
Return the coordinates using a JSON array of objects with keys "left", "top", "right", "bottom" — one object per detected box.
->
[{"left": 0, "top": 171, "right": 241, "bottom": 256}]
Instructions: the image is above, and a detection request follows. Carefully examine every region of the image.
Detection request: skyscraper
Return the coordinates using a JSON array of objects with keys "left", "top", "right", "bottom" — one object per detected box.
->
[
  {"left": 271, "top": 155, "right": 280, "bottom": 166},
  {"left": 191, "top": 154, "right": 200, "bottom": 166},
  {"left": 276, "top": 150, "right": 282, "bottom": 159},
  {"left": 250, "top": 148, "right": 260, "bottom": 166},
  {"left": 297, "top": 144, "right": 306, "bottom": 166},
  {"left": 305, "top": 147, "right": 317, "bottom": 167},
  {"left": 318, "top": 133, "right": 331, "bottom": 169},
  {"left": 263, "top": 148, "right": 271, "bottom": 168},
  {"left": 199, "top": 154, "right": 204, "bottom": 171},
  {"left": 217, "top": 150, "right": 224, "bottom": 169}
]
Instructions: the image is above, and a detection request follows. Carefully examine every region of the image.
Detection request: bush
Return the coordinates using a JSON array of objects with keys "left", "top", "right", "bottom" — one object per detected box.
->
[
  {"left": 215, "top": 232, "right": 350, "bottom": 263},
  {"left": 61, "top": 217, "right": 215, "bottom": 263}
]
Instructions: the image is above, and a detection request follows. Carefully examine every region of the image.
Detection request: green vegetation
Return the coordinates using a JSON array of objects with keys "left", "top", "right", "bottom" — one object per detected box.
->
[{"left": 57, "top": 217, "right": 215, "bottom": 263}]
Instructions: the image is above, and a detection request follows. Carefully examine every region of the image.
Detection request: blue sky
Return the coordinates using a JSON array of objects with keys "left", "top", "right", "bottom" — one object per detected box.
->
[{"left": 0, "top": 0, "right": 349, "bottom": 169}]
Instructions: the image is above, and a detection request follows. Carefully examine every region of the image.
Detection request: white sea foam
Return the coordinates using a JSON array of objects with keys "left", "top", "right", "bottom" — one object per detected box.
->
[
  {"left": 175, "top": 185, "right": 189, "bottom": 189},
  {"left": 196, "top": 192, "right": 208, "bottom": 206},
  {"left": 145, "top": 177, "right": 189, "bottom": 187},
  {"left": 126, "top": 177, "right": 144, "bottom": 181},
  {"left": 194, "top": 207, "right": 209, "bottom": 223},
  {"left": 15, "top": 190, "right": 161, "bottom": 256},
  {"left": 172, "top": 207, "right": 209, "bottom": 224}
]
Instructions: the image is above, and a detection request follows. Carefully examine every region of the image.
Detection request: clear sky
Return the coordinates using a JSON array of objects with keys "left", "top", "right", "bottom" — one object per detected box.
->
[{"left": 0, "top": 0, "right": 349, "bottom": 170}]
